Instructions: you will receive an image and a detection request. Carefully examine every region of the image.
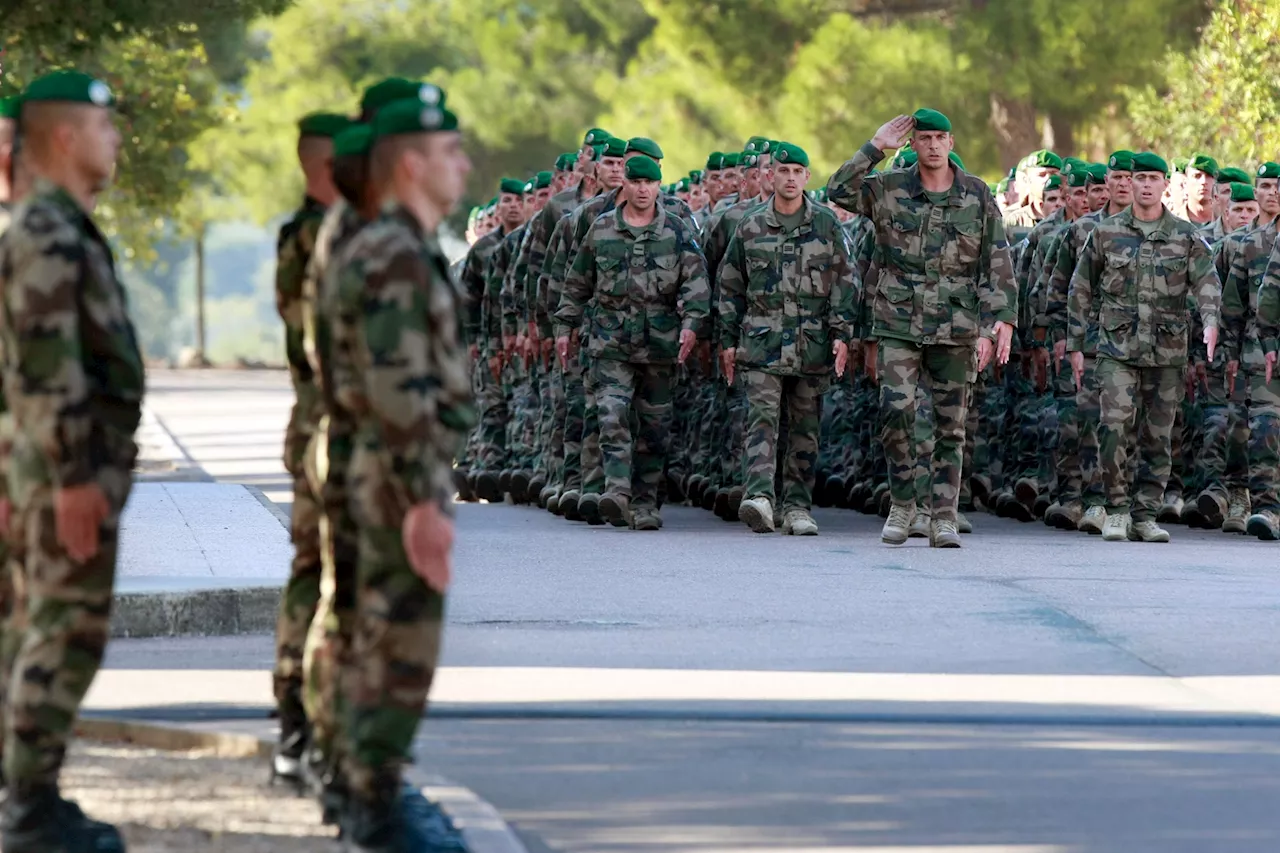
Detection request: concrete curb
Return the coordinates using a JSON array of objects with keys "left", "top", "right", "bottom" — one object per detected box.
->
[
  {"left": 75, "top": 717, "right": 529, "bottom": 853},
  {"left": 135, "top": 405, "right": 212, "bottom": 483},
  {"left": 111, "top": 586, "right": 282, "bottom": 639},
  {"left": 246, "top": 483, "right": 292, "bottom": 530}
]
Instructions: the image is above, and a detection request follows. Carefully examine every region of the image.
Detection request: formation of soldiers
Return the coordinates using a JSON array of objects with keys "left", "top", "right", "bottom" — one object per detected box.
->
[{"left": 453, "top": 110, "right": 1280, "bottom": 551}]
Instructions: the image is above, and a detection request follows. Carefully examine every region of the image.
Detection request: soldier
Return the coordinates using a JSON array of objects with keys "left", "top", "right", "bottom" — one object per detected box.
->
[
  {"left": 331, "top": 96, "right": 476, "bottom": 849},
  {"left": 1067, "top": 152, "right": 1221, "bottom": 543},
  {"left": 0, "top": 70, "right": 143, "bottom": 852},
  {"left": 719, "top": 143, "right": 858, "bottom": 535},
  {"left": 0, "top": 94, "right": 21, "bottom": 782},
  {"left": 827, "top": 110, "right": 1017, "bottom": 548},
  {"left": 1004, "top": 150, "right": 1063, "bottom": 243},
  {"left": 1182, "top": 154, "right": 1218, "bottom": 229},
  {"left": 554, "top": 156, "right": 709, "bottom": 530}
]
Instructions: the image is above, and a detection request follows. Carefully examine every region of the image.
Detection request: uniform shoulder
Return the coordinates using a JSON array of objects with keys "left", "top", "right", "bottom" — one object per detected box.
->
[{"left": 3, "top": 190, "right": 82, "bottom": 256}]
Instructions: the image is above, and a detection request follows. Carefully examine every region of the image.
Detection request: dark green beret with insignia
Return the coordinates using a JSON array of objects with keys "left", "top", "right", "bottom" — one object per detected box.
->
[
  {"left": 1230, "top": 183, "right": 1257, "bottom": 202},
  {"left": 1171, "top": 157, "right": 1190, "bottom": 173},
  {"left": 625, "top": 137, "right": 663, "bottom": 160},
  {"left": 555, "top": 153, "right": 576, "bottom": 171},
  {"left": 1023, "top": 149, "right": 1063, "bottom": 170},
  {"left": 1065, "top": 169, "right": 1089, "bottom": 188},
  {"left": 587, "top": 144, "right": 604, "bottom": 161},
  {"left": 625, "top": 156, "right": 662, "bottom": 181},
  {"left": 499, "top": 177, "right": 529, "bottom": 196},
  {"left": 893, "top": 149, "right": 918, "bottom": 170},
  {"left": 23, "top": 70, "right": 116, "bottom": 108},
  {"left": 333, "top": 123, "right": 373, "bottom": 158},
  {"left": 912, "top": 108, "right": 951, "bottom": 132},
  {"left": 1257, "top": 162, "right": 1280, "bottom": 181},
  {"left": 298, "top": 112, "right": 352, "bottom": 139},
  {"left": 677, "top": 178, "right": 690, "bottom": 193},
  {"left": 1108, "top": 150, "right": 1134, "bottom": 172},
  {"left": 706, "top": 152, "right": 724, "bottom": 171},
  {"left": 0, "top": 96, "right": 19, "bottom": 119},
  {"left": 1188, "top": 153, "right": 1218, "bottom": 177},
  {"left": 743, "top": 136, "right": 769, "bottom": 155},
  {"left": 1217, "top": 166, "right": 1252, "bottom": 185},
  {"left": 535, "top": 170, "right": 554, "bottom": 189},
  {"left": 1131, "top": 152, "right": 1169, "bottom": 175},
  {"left": 370, "top": 98, "right": 457, "bottom": 139},
  {"left": 1062, "top": 157, "right": 1088, "bottom": 175},
  {"left": 601, "top": 136, "right": 628, "bottom": 158},
  {"left": 688, "top": 169, "right": 703, "bottom": 184},
  {"left": 1085, "top": 163, "right": 1108, "bottom": 184},
  {"left": 722, "top": 152, "right": 741, "bottom": 168},
  {"left": 741, "top": 153, "right": 759, "bottom": 168},
  {"left": 583, "top": 127, "right": 611, "bottom": 146},
  {"left": 361, "top": 78, "right": 445, "bottom": 117},
  {"left": 949, "top": 151, "right": 965, "bottom": 171},
  {"left": 773, "top": 142, "right": 809, "bottom": 168},
  {"left": 1044, "top": 175, "right": 1063, "bottom": 191}
]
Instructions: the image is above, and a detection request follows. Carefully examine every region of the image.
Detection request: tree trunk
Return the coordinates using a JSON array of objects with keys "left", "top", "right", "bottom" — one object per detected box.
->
[
  {"left": 988, "top": 92, "right": 1040, "bottom": 171},
  {"left": 1045, "top": 113, "right": 1075, "bottom": 158},
  {"left": 195, "top": 223, "right": 208, "bottom": 367}
]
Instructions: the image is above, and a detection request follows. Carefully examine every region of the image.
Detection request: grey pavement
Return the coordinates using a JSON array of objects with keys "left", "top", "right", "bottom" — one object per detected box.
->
[{"left": 115, "top": 368, "right": 1280, "bottom": 851}]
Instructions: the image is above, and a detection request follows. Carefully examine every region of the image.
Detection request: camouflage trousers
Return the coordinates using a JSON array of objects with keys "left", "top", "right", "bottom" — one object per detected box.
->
[
  {"left": 879, "top": 340, "right": 975, "bottom": 522},
  {"left": 1248, "top": 370, "right": 1280, "bottom": 514},
  {"left": 668, "top": 366, "right": 700, "bottom": 483},
  {"left": 275, "top": 421, "right": 322, "bottom": 731},
  {"left": 4, "top": 464, "right": 132, "bottom": 787},
  {"left": 594, "top": 359, "right": 675, "bottom": 510},
  {"left": 742, "top": 371, "right": 827, "bottom": 512},
  {"left": 537, "top": 360, "right": 562, "bottom": 482},
  {"left": 1054, "top": 356, "right": 1087, "bottom": 505},
  {"left": 560, "top": 358, "right": 586, "bottom": 491},
  {"left": 1195, "top": 363, "right": 1250, "bottom": 500},
  {"left": 507, "top": 360, "right": 540, "bottom": 473},
  {"left": 1096, "top": 358, "right": 1184, "bottom": 521},
  {"left": 720, "top": 379, "right": 748, "bottom": 491},
  {"left": 913, "top": 373, "right": 935, "bottom": 509},
  {"left": 581, "top": 353, "right": 605, "bottom": 496},
  {"left": 967, "top": 365, "right": 1004, "bottom": 499},
  {"left": 341, "top": 450, "right": 445, "bottom": 804},
  {"left": 302, "top": 419, "right": 358, "bottom": 774},
  {"left": 473, "top": 356, "right": 509, "bottom": 473}
]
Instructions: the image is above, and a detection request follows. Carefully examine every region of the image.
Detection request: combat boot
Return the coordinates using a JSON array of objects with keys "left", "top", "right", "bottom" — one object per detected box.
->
[
  {"left": 498, "top": 469, "right": 513, "bottom": 497},
  {"left": 881, "top": 502, "right": 913, "bottom": 545},
  {"left": 341, "top": 781, "right": 467, "bottom": 853},
  {"left": 738, "top": 496, "right": 775, "bottom": 533},
  {"left": 598, "top": 492, "right": 630, "bottom": 527},
  {"left": 558, "top": 489, "right": 581, "bottom": 520},
  {"left": 929, "top": 518, "right": 962, "bottom": 548},
  {"left": 1246, "top": 509, "right": 1280, "bottom": 541},
  {"left": 528, "top": 474, "right": 548, "bottom": 507},
  {"left": 781, "top": 509, "right": 818, "bottom": 536},
  {"left": 1179, "top": 500, "right": 1208, "bottom": 529},
  {"left": 1157, "top": 491, "right": 1184, "bottom": 524},
  {"left": 687, "top": 474, "right": 707, "bottom": 505},
  {"left": 631, "top": 508, "right": 662, "bottom": 531},
  {"left": 666, "top": 471, "right": 687, "bottom": 504},
  {"left": 1222, "top": 488, "right": 1250, "bottom": 534},
  {"left": 580, "top": 493, "right": 606, "bottom": 526},
  {"left": 538, "top": 483, "right": 557, "bottom": 510},
  {"left": 908, "top": 510, "right": 931, "bottom": 539},
  {"left": 956, "top": 511, "right": 973, "bottom": 534},
  {"left": 713, "top": 487, "right": 733, "bottom": 520},
  {"left": 1014, "top": 477, "right": 1039, "bottom": 511},
  {"left": 270, "top": 704, "right": 308, "bottom": 792},
  {"left": 1078, "top": 504, "right": 1106, "bottom": 535},
  {"left": 453, "top": 469, "right": 477, "bottom": 503},
  {"left": 996, "top": 490, "right": 1034, "bottom": 522},
  {"left": 1, "top": 784, "right": 125, "bottom": 853},
  {"left": 1032, "top": 493, "right": 1050, "bottom": 519},
  {"left": 509, "top": 470, "right": 531, "bottom": 504},
  {"left": 474, "top": 471, "right": 502, "bottom": 503},
  {"left": 970, "top": 474, "right": 993, "bottom": 509},
  {"left": 1101, "top": 511, "right": 1131, "bottom": 541},
  {"left": 1196, "top": 490, "right": 1228, "bottom": 529},
  {"left": 1128, "top": 519, "right": 1171, "bottom": 543},
  {"left": 700, "top": 484, "right": 718, "bottom": 512},
  {"left": 1047, "top": 499, "right": 1083, "bottom": 531},
  {"left": 728, "top": 486, "right": 745, "bottom": 520},
  {"left": 877, "top": 489, "right": 892, "bottom": 517}
]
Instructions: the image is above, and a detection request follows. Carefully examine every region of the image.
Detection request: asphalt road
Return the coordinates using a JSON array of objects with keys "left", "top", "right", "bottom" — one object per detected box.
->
[{"left": 128, "top": 368, "right": 1280, "bottom": 852}]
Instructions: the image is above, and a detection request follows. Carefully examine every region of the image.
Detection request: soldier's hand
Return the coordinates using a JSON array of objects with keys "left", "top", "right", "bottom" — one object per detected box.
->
[
  {"left": 402, "top": 501, "right": 454, "bottom": 593},
  {"left": 55, "top": 484, "right": 109, "bottom": 564},
  {"left": 863, "top": 341, "right": 879, "bottom": 382},
  {"left": 678, "top": 329, "right": 697, "bottom": 364},
  {"left": 872, "top": 115, "right": 915, "bottom": 153},
  {"left": 1227, "top": 360, "right": 1239, "bottom": 397},
  {"left": 977, "top": 338, "right": 994, "bottom": 372},
  {"left": 1204, "top": 326, "right": 1219, "bottom": 363},
  {"left": 504, "top": 334, "right": 518, "bottom": 357},
  {"left": 994, "top": 321, "right": 1014, "bottom": 365},
  {"left": 1070, "top": 351, "right": 1085, "bottom": 391},
  {"left": 832, "top": 340, "right": 849, "bottom": 378},
  {"left": 1268, "top": 351, "right": 1277, "bottom": 384},
  {"left": 721, "top": 347, "right": 736, "bottom": 384},
  {"left": 1053, "top": 339, "right": 1067, "bottom": 373},
  {"left": 556, "top": 335, "right": 571, "bottom": 368},
  {"left": 541, "top": 338, "right": 553, "bottom": 368}
]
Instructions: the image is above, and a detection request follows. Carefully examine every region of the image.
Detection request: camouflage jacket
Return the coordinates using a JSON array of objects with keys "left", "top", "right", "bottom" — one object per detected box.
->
[
  {"left": 276, "top": 195, "right": 326, "bottom": 394},
  {"left": 1015, "top": 208, "right": 1066, "bottom": 348},
  {"left": 540, "top": 214, "right": 577, "bottom": 340},
  {"left": 499, "top": 222, "right": 530, "bottom": 340},
  {"left": 555, "top": 203, "right": 711, "bottom": 364},
  {"left": 514, "top": 185, "right": 592, "bottom": 339},
  {"left": 718, "top": 197, "right": 859, "bottom": 375},
  {"left": 0, "top": 202, "right": 11, "bottom": 498},
  {"left": 334, "top": 204, "right": 477, "bottom": 515},
  {"left": 1043, "top": 209, "right": 1110, "bottom": 348},
  {"left": 303, "top": 200, "right": 366, "bottom": 415},
  {"left": 1003, "top": 202, "right": 1040, "bottom": 245},
  {"left": 1067, "top": 207, "right": 1220, "bottom": 367},
  {"left": 480, "top": 226, "right": 522, "bottom": 355},
  {"left": 0, "top": 179, "right": 144, "bottom": 488},
  {"left": 826, "top": 142, "right": 1017, "bottom": 346},
  {"left": 1221, "top": 220, "right": 1278, "bottom": 370},
  {"left": 458, "top": 228, "right": 505, "bottom": 346}
]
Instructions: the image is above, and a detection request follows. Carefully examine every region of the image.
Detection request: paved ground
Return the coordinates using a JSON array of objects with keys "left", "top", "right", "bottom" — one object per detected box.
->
[{"left": 124, "top": 369, "right": 1280, "bottom": 852}]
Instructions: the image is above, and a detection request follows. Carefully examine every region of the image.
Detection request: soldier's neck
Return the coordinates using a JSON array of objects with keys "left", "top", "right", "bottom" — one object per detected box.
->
[
  {"left": 773, "top": 193, "right": 803, "bottom": 216},
  {"left": 621, "top": 201, "right": 657, "bottom": 228},
  {"left": 1184, "top": 198, "right": 1214, "bottom": 223},
  {"left": 1132, "top": 201, "right": 1164, "bottom": 222},
  {"left": 918, "top": 164, "right": 954, "bottom": 194},
  {"left": 1106, "top": 201, "right": 1127, "bottom": 217},
  {"left": 29, "top": 164, "right": 96, "bottom": 212}
]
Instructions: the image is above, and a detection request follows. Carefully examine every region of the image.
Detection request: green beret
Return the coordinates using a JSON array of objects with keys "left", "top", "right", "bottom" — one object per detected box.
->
[
  {"left": 948, "top": 151, "right": 965, "bottom": 171},
  {"left": 1171, "top": 157, "right": 1190, "bottom": 173},
  {"left": 22, "top": 70, "right": 116, "bottom": 108},
  {"left": 741, "top": 153, "right": 759, "bottom": 168},
  {"left": 587, "top": 143, "right": 605, "bottom": 161},
  {"left": 535, "top": 171, "right": 554, "bottom": 189},
  {"left": 298, "top": 112, "right": 352, "bottom": 139},
  {"left": 743, "top": 136, "right": 769, "bottom": 155},
  {"left": 1188, "top": 153, "right": 1219, "bottom": 177},
  {"left": 773, "top": 142, "right": 809, "bottom": 168},
  {"left": 1108, "top": 150, "right": 1134, "bottom": 172},
  {"left": 1044, "top": 175, "right": 1063, "bottom": 192},
  {"left": 688, "top": 170, "right": 703, "bottom": 185},
  {"left": 361, "top": 78, "right": 445, "bottom": 116},
  {"left": 499, "top": 177, "right": 529, "bottom": 196},
  {"left": 1257, "top": 162, "right": 1280, "bottom": 181},
  {"left": 0, "top": 96, "right": 19, "bottom": 120},
  {"left": 893, "top": 149, "right": 918, "bottom": 170},
  {"left": 601, "top": 136, "right": 628, "bottom": 158},
  {"left": 1062, "top": 157, "right": 1088, "bottom": 175},
  {"left": 676, "top": 178, "right": 690, "bottom": 193},
  {"left": 625, "top": 137, "right": 663, "bottom": 160},
  {"left": 1217, "top": 166, "right": 1252, "bottom": 185},
  {"left": 554, "top": 153, "right": 577, "bottom": 171},
  {"left": 1065, "top": 169, "right": 1089, "bottom": 188},
  {"left": 995, "top": 177, "right": 1010, "bottom": 194},
  {"left": 370, "top": 99, "right": 457, "bottom": 139},
  {"left": 332, "top": 123, "right": 373, "bottom": 158},
  {"left": 1024, "top": 149, "right": 1063, "bottom": 171},
  {"left": 625, "top": 156, "right": 662, "bottom": 182},
  {"left": 1230, "top": 183, "right": 1257, "bottom": 202},
  {"left": 912, "top": 108, "right": 951, "bottom": 132},
  {"left": 1131, "top": 152, "right": 1169, "bottom": 175},
  {"left": 583, "top": 128, "right": 611, "bottom": 146},
  {"left": 706, "top": 152, "right": 724, "bottom": 171},
  {"left": 1085, "top": 163, "right": 1108, "bottom": 185},
  {"left": 722, "top": 152, "right": 741, "bottom": 168}
]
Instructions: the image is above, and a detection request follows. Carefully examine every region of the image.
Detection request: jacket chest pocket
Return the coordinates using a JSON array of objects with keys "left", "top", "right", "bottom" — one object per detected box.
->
[
  {"left": 943, "top": 218, "right": 983, "bottom": 275},
  {"left": 1155, "top": 253, "right": 1189, "bottom": 308},
  {"left": 800, "top": 250, "right": 833, "bottom": 297},
  {"left": 886, "top": 213, "right": 924, "bottom": 272},
  {"left": 746, "top": 251, "right": 781, "bottom": 311},
  {"left": 652, "top": 254, "right": 679, "bottom": 298},
  {"left": 1101, "top": 251, "right": 1136, "bottom": 301},
  {"left": 595, "top": 256, "right": 629, "bottom": 306}
]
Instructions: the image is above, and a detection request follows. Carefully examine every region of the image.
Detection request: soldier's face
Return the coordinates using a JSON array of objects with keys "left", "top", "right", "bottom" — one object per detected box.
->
[
  {"left": 1131, "top": 171, "right": 1167, "bottom": 208},
  {"left": 1213, "top": 181, "right": 1233, "bottom": 214},
  {"left": 1107, "top": 171, "right": 1133, "bottom": 207},
  {"left": 536, "top": 186, "right": 554, "bottom": 209},
  {"left": 911, "top": 130, "right": 952, "bottom": 170},
  {"left": 1066, "top": 186, "right": 1089, "bottom": 218},
  {"left": 1186, "top": 167, "right": 1215, "bottom": 205},
  {"left": 743, "top": 168, "right": 761, "bottom": 198},
  {"left": 1087, "top": 183, "right": 1110, "bottom": 212},
  {"left": 1042, "top": 188, "right": 1065, "bottom": 216},
  {"left": 689, "top": 183, "right": 708, "bottom": 210},
  {"left": 597, "top": 156, "right": 625, "bottom": 190},
  {"left": 1256, "top": 178, "right": 1280, "bottom": 216},
  {"left": 498, "top": 192, "right": 525, "bottom": 227},
  {"left": 76, "top": 107, "right": 122, "bottom": 190},
  {"left": 1227, "top": 200, "right": 1260, "bottom": 231},
  {"left": 773, "top": 164, "right": 809, "bottom": 201},
  {"left": 628, "top": 178, "right": 659, "bottom": 212}
]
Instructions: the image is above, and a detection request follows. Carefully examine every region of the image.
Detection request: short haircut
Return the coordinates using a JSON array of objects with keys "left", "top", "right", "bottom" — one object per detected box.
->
[{"left": 331, "top": 152, "right": 370, "bottom": 208}]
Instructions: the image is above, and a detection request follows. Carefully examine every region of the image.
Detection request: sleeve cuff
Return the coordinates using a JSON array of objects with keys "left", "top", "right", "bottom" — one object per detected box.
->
[{"left": 859, "top": 141, "right": 887, "bottom": 164}]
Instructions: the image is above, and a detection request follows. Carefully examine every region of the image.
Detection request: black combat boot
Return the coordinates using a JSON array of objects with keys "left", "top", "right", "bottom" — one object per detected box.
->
[
  {"left": 271, "top": 700, "right": 309, "bottom": 791},
  {"left": 341, "top": 778, "right": 466, "bottom": 853},
  {"left": 1, "top": 783, "right": 125, "bottom": 853}
]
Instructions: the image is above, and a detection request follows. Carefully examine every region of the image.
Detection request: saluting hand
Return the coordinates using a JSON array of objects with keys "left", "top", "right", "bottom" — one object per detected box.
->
[{"left": 872, "top": 115, "right": 915, "bottom": 153}]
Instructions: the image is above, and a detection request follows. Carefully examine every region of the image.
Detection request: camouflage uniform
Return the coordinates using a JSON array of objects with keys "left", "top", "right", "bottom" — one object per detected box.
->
[
  {"left": 274, "top": 195, "right": 327, "bottom": 737},
  {"left": 0, "top": 180, "right": 144, "bottom": 787},
  {"left": 718, "top": 197, "right": 858, "bottom": 513},
  {"left": 1238, "top": 219, "right": 1280, "bottom": 527},
  {"left": 457, "top": 228, "right": 506, "bottom": 481},
  {"left": 0, "top": 201, "right": 16, "bottom": 745},
  {"left": 1067, "top": 208, "right": 1220, "bottom": 521},
  {"left": 331, "top": 205, "right": 476, "bottom": 806},
  {"left": 827, "top": 143, "right": 1017, "bottom": 522},
  {"left": 556, "top": 204, "right": 710, "bottom": 515}
]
